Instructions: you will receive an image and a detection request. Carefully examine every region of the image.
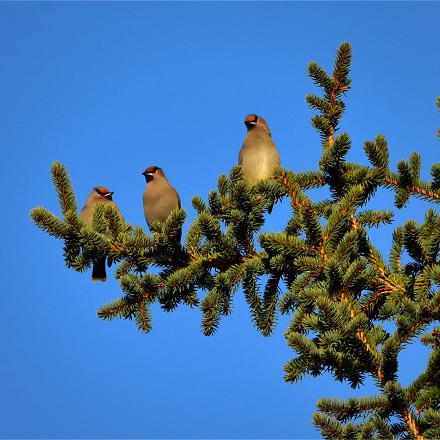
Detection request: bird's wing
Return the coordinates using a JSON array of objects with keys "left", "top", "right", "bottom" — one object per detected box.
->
[{"left": 79, "top": 202, "right": 92, "bottom": 227}]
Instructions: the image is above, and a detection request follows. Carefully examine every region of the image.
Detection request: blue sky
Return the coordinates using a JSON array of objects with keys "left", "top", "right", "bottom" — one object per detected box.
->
[{"left": 1, "top": 2, "right": 439, "bottom": 438}]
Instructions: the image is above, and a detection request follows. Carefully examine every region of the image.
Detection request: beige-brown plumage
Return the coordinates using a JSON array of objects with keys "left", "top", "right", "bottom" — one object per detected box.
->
[
  {"left": 238, "top": 114, "right": 281, "bottom": 186},
  {"left": 79, "top": 186, "right": 123, "bottom": 281},
  {"left": 142, "top": 166, "right": 181, "bottom": 240}
]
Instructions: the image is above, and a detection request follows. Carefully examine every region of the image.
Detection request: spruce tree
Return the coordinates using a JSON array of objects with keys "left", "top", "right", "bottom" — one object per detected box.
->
[{"left": 31, "top": 43, "right": 440, "bottom": 439}]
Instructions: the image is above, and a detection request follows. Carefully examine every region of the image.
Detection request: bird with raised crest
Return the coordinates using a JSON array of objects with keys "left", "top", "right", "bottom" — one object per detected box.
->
[
  {"left": 142, "top": 166, "right": 182, "bottom": 241},
  {"left": 238, "top": 114, "right": 281, "bottom": 212},
  {"left": 79, "top": 186, "right": 123, "bottom": 281}
]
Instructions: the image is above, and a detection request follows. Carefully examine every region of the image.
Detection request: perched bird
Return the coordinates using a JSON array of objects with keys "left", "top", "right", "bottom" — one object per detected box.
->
[
  {"left": 79, "top": 186, "right": 123, "bottom": 282},
  {"left": 238, "top": 114, "right": 281, "bottom": 212},
  {"left": 238, "top": 114, "right": 281, "bottom": 186},
  {"left": 142, "top": 166, "right": 181, "bottom": 240}
]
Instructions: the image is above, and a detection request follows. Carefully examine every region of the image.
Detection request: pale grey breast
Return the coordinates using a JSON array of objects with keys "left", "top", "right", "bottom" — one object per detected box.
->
[{"left": 239, "top": 135, "right": 280, "bottom": 186}]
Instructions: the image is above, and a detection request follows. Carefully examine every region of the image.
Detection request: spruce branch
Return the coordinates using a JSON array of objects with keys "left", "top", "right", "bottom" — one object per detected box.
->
[
  {"left": 51, "top": 161, "right": 78, "bottom": 217},
  {"left": 30, "top": 206, "right": 70, "bottom": 239},
  {"left": 384, "top": 174, "right": 440, "bottom": 206},
  {"left": 32, "top": 42, "right": 439, "bottom": 439},
  {"left": 97, "top": 297, "right": 138, "bottom": 321}
]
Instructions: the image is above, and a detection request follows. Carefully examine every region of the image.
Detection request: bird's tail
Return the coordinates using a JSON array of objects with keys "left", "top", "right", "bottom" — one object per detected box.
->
[
  {"left": 92, "top": 258, "right": 107, "bottom": 282},
  {"left": 268, "top": 201, "right": 274, "bottom": 214}
]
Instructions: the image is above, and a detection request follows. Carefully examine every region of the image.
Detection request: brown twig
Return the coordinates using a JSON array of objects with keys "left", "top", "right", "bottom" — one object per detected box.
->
[
  {"left": 384, "top": 177, "right": 440, "bottom": 202},
  {"left": 339, "top": 292, "right": 384, "bottom": 381},
  {"left": 276, "top": 172, "right": 305, "bottom": 208},
  {"left": 327, "top": 89, "right": 336, "bottom": 148},
  {"left": 401, "top": 410, "right": 423, "bottom": 440},
  {"left": 301, "top": 178, "right": 327, "bottom": 187}
]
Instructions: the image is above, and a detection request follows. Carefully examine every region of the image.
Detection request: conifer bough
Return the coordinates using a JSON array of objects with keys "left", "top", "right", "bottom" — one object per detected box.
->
[{"left": 31, "top": 43, "right": 440, "bottom": 439}]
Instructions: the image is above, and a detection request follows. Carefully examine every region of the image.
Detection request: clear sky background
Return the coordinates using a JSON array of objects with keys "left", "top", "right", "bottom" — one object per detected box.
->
[{"left": 1, "top": 2, "right": 439, "bottom": 439}]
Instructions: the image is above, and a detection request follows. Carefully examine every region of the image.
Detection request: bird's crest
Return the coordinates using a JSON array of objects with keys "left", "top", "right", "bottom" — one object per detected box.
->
[
  {"left": 94, "top": 186, "right": 114, "bottom": 199},
  {"left": 143, "top": 166, "right": 160, "bottom": 174},
  {"left": 94, "top": 186, "right": 112, "bottom": 195},
  {"left": 244, "top": 114, "right": 258, "bottom": 125}
]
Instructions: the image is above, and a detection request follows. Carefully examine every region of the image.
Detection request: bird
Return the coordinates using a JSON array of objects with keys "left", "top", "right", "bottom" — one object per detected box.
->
[
  {"left": 239, "top": 114, "right": 281, "bottom": 185},
  {"left": 238, "top": 114, "right": 281, "bottom": 212},
  {"left": 79, "top": 186, "right": 123, "bottom": 282},
  {"left": 142, "top": 166, "right": 181, "bottom": 240}
]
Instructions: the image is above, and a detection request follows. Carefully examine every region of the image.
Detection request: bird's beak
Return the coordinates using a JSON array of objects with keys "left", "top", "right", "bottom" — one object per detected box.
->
[{"left": 245, "top": 120, "right": 257, "bottom": 128}]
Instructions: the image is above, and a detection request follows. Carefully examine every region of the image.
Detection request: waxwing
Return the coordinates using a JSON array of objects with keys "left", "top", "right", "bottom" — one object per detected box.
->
[
  {"left": 79, "top": 186, "right": 123, "bottom": 281},
  {"left": 142, "top": 166, "right": 181, "bottom": 240},
  {"left": 238, "top": 114, "right": 281, "bottom": 186},
  {"left": 238, "top": 114, "right": 281, "bottom": 212}
]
